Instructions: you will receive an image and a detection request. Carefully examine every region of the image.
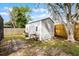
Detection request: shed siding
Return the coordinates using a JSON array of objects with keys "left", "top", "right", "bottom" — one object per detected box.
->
[
  {"left": 25, "top": 18, "right": 54, "bottom": 40},
  {"left": 25, "top": 21, "right": 41, "bottom": 38}
]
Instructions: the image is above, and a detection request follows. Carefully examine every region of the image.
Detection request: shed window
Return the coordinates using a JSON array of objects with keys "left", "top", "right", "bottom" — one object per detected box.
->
[{"left": 36, "top": 26, "right": 38, "bottom": 31}]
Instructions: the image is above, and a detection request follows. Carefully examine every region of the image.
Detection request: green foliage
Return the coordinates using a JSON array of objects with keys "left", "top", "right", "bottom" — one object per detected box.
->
[
  {"left": 11, "top": 6, "right": 31, "bottom": 28},
  {"left": 4, "top": 21, "right": 13, "bottom": 28}
]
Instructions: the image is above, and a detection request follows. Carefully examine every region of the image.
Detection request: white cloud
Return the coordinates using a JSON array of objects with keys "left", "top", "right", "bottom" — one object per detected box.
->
[
  {"left": 31, "top": 8, "right": 50, "bottom": 20},
  {"left": 4, "top": 7, "right": 13, "bottom": 11},
  {"left": 8, "top": 8, "right": 13, "bottom": 12},
  {"left": 0, "top": 12, "right": 8, "bottom": 16},
  {"left": 31, "top": 13, "right": 50, "bottom": 20},
  {"left": 32, "top": 8, "right": 48, "bottom": 13},
  {"left": 0, "top": 7, "right": 13, "bottom": 16}
]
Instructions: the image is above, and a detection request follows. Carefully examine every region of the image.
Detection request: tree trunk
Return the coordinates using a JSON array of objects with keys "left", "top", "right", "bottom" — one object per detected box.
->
[
  {"left": 65, "top": 22, "right": 75, "bottom": 42},
  {"left": 11, "top": 20, "right": 16, "bottom": 39},
  {"left": 64, "top": 4, "right": 75, "bottom": 42}
]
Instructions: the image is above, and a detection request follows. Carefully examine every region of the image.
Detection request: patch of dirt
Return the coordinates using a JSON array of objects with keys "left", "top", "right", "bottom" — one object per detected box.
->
[
  {"left": 9, "top": 49, "right": 27, "bottom": 56},
  {"left": 43, "top": 47, "right": 71, "bottom": 56},
  {"left": 0, "top": 39, "right": 26, "bottom": 56},
  {"left": 9, "top": 47, "right": 70, "bottom": 56}
]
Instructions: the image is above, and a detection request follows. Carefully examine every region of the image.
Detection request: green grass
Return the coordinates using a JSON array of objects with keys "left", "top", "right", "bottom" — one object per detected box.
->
[
  {"left": 2, "top": 35, "right": 79, "bottom": 56},
  {"left": 4, "top": 34, "right": 25, "bottom": 41},
  {"left": 24, "top": 39, "right": 79, "bottom": 56}
]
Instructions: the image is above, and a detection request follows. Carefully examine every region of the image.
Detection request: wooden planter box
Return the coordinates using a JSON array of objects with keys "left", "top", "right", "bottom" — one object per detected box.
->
[
  {"left": 54, "top": 24, "right": 67, "bottom": 38},
  {"left": 54, "top": 23, "right": 79, "bottom": 40},
  {"left": 74, "top": 23, "right": 79, "bottom": 41}
]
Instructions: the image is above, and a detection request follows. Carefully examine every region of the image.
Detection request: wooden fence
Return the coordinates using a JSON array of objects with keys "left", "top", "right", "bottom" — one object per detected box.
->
[{"left": 4, "top": 28, "right": 25, "bottom": 36}]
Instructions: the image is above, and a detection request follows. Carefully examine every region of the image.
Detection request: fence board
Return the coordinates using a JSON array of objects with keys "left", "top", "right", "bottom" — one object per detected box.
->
[{"left": 4, "top": 28, "right": 25, "bottom": 36}]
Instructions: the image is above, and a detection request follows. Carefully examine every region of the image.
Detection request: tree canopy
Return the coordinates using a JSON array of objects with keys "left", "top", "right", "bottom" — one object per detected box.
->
[{"left": 10, "top": 6, "right": 31, "bottom": 28}]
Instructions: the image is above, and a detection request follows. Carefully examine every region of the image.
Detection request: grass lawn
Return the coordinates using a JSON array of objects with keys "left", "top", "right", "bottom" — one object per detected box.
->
[
  {"left": 1, "top": 35, "right": 79, "bottom": 56},
  {"left": 4, "top": 34, "right": 25, "bottom": 41},
  {"left": 22, "top": 39, "right": 79, "bottom": 56}
]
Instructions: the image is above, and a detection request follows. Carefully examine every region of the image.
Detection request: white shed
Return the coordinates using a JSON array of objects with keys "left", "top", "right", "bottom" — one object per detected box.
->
[{"left": 25, "top": 18, "right": 54, "bottom": 40}]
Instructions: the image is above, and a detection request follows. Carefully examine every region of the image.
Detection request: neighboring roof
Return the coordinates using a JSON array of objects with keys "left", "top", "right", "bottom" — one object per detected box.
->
[{"left": 28, "top": 17, "right": 54, "bottom": 24}]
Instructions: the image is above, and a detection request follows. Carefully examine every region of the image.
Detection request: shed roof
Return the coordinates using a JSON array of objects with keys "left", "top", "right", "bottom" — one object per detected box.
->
[{"left": 28, "top": 17, "right": 54, "bottom": 24}]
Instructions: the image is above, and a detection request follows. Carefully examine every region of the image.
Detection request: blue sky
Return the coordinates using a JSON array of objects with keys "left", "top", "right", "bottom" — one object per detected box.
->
[
  {"left": 0, "top": 3, "right": 50, "bottom": 23},
  {"left": 0, "top": 3, "right": 76, "bottom": 23}
]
